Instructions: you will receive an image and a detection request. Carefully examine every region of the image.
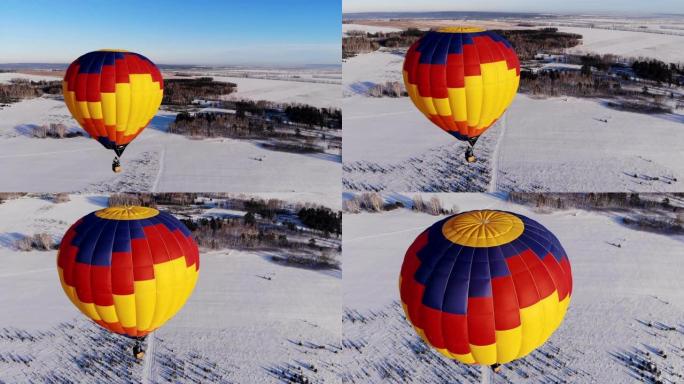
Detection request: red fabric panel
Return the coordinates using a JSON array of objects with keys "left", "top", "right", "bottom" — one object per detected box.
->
[
  {"left": 442, "top": 312, "right": 470, "bottom": 354},
  {"left": 100, "top": 65, "right": 116, "bottom": 93},
  {"left": 90, "top": 265, "right": 114, "bottom": 306},
  {"left": 491, "top": 276, "right": 522, "bottom": 330},
  {"left": 130, "top": 238, "right": 155, "bottom": 281},
  {"left": 446, "top": 53, "right": 465, "bottom": 88},
  {"left": 111, "top": 251, "right": 135, "bottom": 295},
  {"left": 467, "top": 296, "right": 496, "bottom": 345}
]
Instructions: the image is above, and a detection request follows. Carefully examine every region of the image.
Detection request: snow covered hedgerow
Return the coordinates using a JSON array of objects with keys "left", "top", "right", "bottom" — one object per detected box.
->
[
  {"left": 53, "top": 193, "right": 70, "bottom": 203},
  {"left": 15, "top": 233, "right": 57, "bottom": 251}
]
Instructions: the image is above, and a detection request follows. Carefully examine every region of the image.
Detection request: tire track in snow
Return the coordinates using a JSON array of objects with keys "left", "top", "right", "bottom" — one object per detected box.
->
[
  {"left": 488, "top": 111, "right": 507, "bottom": 193},
  {"left": 142, "top": 334, "right": 156, "bottom": 384},
  {"left": 151, "top": 145, "right": 166, "bottom": 192}
]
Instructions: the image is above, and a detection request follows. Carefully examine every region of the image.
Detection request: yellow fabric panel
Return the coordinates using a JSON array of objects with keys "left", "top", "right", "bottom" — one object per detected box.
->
[
  {"left": 447, "top": 87, "right": 467, "bottom": 123},
  {"left": 438, "top": 26, "right": 485, "bottom": 33},
  {"left": 483, "top": 61, "right": 508, "bottom": 126},
  {"left": 115, "top": 83, "right": 131, "bottom": 133},
  {"left": 101, "top": 92, "right": 117, "bottom": 126},
  {"left": 87, "top": 101, "right": 103, "bottom": 120},
  {"left": 77, "top": 101, "right": 91, "bottom": 120},
  {"left": 495, "top": 326, "right": 523, "bottom": 363},
  {"left": 405, "top": 82, "right": 431, "bottom": 118},
  {"left": 441, "top": 210, "right": 525, "bottom": 247},
  {"left": 558, "top": 294, "right": 571, "bottom": 328},
  {"left": 518, "top": 297, "right": 545, "bottom": 357},
  {"left": 539, "top": 291, "right": 560, "bottom": 345},
  {"left": 478, "top": 62, "right": 498, "bottom": 129},
  {"left": 166, "top": 257, "right": 188, "bottom": 322},
  {"left": 418, "top": 95, "right": 438, "bottom": 116},
  {"left": 95, "top": 304, "right": 119, "bottom": 324},
  {"left": 95, "top": 206, "right": 159, "bottom": 220},
  {"left": 470, "top": 342, "right": 497, "bottom": 365},
  {"left": 127, "top": 74, "right": 155, "bottom": 136},
  {"left": 149, "top": 259, "right": 176, "bottom": 330},
  {"left": 147, "top": 83, "right": 163, "bottom": 125},
  {"left": 437, "top": 346, "right": 476, "bottom": 364},
  {"left": 433, "top": 97, "right": 452, "bottom": 117},
  {"left": 57, "top": 268, "right": 80, "bottom": 309},
  {"left": 464, "top": 76, "right": 483, "bottom": 130},
  {"left": 113, "top": 294, "right": 137, "bottom": 328},
  {"left": 497, "top": 67, "right": 517, "bottom": 120},
  {"left": 134, "top": 279, "right": 156, "bottom": 331},
  {"left": 79, "top": 301, "right": 101, "bottom": 322},
  {"left": 177, "top": 264, "right": 199, "bottom": 315},
  {"left": 62, "top": 87, "right": 84, "bottom": 124}
]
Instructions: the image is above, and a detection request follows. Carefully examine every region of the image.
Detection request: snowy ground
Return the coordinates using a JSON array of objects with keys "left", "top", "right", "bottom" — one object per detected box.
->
[
  {"left": 0, "top": 95, "right": 340, "bottom": 193},
  {"left": 342, "top": 49, "right": 684, "bottom": 192},
  {"left": 214, "top": 75, "right": 340, "bottom": 108},
  {"left": 342, "top": 192, "right": 684, "bottom": 383},
  {"left": 558, "top": 26, "right": 684, "bottom": 63},
  {"left": 0, "top": 72, "right": 61, "bottom": 84},
  {"left": 343, "top": 23, "right": 402, "bottom": 36},
  {"left": 0, "top": 194, "right": 341, "bottom": 383}
]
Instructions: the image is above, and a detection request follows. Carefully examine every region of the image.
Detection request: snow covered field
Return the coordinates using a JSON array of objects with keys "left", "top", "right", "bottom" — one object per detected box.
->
[
  {"left": 0, "top": 72, "right": 61, "bottom": 84},
  {"left": 0, "top": 95, "right": 340, "bottom": 193},
  {"left": 342, "top": 193, "right": 684, "bottom": 383},
  {"left": 558, "top": 26, "right": 684, "bottom": 63},
  {"left": 342, "top": 49, "right": 684, "bottom": 192},
  {"left": 343, "top": 23, "right": 402, "bottom": 36},
  {"left": 0, "top": 194, "right": 341, "bottom": 383}
]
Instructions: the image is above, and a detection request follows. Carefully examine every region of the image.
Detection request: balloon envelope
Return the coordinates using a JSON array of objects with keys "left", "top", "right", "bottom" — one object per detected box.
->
[
  {"left": 57, "top": 206, "right": 199, "bottom": 338},
  {"left": 403, "top": 27, "right": 520, "bottom": 141},
  {"left": 62, "top": 50, "right": 164, "bottom": 154},
  {"left": 399, "top": 210, "right": 571, "bottom": 365}
]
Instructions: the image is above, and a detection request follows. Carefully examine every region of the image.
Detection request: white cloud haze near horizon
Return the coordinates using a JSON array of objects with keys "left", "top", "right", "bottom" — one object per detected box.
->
[{"left": 343, "top": 0, "right": 684, "bottom": 14}]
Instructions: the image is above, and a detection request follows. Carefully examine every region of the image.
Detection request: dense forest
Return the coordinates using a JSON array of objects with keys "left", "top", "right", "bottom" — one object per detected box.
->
[
  {"left": 162, "top": 77, "right": 236, "bottom": 105},
  {"left": 342, "top": 27, "right": 581, "bottom": 59}
]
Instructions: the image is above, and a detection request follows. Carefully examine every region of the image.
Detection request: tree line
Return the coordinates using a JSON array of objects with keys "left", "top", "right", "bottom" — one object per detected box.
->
[{"left": 162, "top": 77, "right": 236, "bottom": 105}]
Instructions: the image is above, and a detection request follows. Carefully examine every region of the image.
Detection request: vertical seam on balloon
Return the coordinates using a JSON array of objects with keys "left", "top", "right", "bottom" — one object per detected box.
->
[
  {"left": 513, "top": 233, "right": 551, "bottom": 351},
  {"left": 108, "top": 218, "right": 122, "bottom": 327},
  {"left": 104, "top": 51, "right": 116, "bottom": 144},
  {"left": 428, "top": 33, "right": 446, "bottom": 127},
  {"left": 486, "top": 36, "right": 506, "bottom": 131},
  {"left": 423, "top": 33, "right": 439, "bottom": 118},
  {"left": 484, "top": 244, "right": 497, "bottom": 363},
  {"left": 147, "top": 216, "right": 175, "bottom": 328},
  {"left": 121, "top": 220, "right": 137, "bottom": 336},
  {"left": 441, "top": 33, "right": 454, "bottom": 130},
  {"left": 462, "top": 246, "right": 476, "bottom": 359},
  {"left": 69, "top": 215, "right": 95, "bottom": 309},
  {"left": 490, "top": 36, "right": 513, "bottom": 126},
  {"left": 475, "top": 37, "right": 493, "bottom": 132},
  {"left": 414, "top": 221, "right": 455, "bottom": 342},
  {"left": 135, "top": 56, "right": 152, "bottom": 135},
  {"left": 467, "top": 35, "right": 481, "bottom": 138},
  {"left": 119, "top": 54, "right": 132, "bottom": 140},
  {"left": 86, "top": 217, "right": 109, "bottom": 325},
  {"left": 141, "top": 57, "right": 160, "bottom": 135},
  {"left": 502, "top": 236, "right": 524, "bottom": 359},
  {"left": 87, "top": 54, "right": 105, "bottom": 141},
  {"left": 435, "top": 242, "right": 464, "bottom": 357},
  {"left": 156, "top": 213, "right": 187, "bottom": 318},
  {"left": 138, "top": 219, "right": 157, "bottom": 333}
]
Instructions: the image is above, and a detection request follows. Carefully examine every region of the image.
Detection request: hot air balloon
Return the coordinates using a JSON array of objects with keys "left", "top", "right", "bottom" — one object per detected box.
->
[
  {"left": 399, "top": 210, "right": 571, "bottom": 376},
  {"left": 62, "top": 50, "right": 164, "bottom": 172},
  {"left": 57, "top": 206, "right": 199, "bottom": 358},
  {"left": 403, "top": 28, "right": 520, "bottom": 162}
]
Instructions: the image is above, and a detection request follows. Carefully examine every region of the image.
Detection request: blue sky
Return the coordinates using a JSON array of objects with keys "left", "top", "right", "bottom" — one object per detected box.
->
[
  {"left": 0, "top": 0, "right": 341, "bottom": 65},
  {"left": 343, "top": 0, "right": 684, "bottom": 14}
]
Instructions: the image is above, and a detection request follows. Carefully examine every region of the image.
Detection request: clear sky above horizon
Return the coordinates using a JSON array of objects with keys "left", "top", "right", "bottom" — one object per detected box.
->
[
  {"left": 0, "top": 0, "right": 341, "bottom": 65},
  {"left": 343, "top": 0, "right": 684, "bottom": 14}
]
